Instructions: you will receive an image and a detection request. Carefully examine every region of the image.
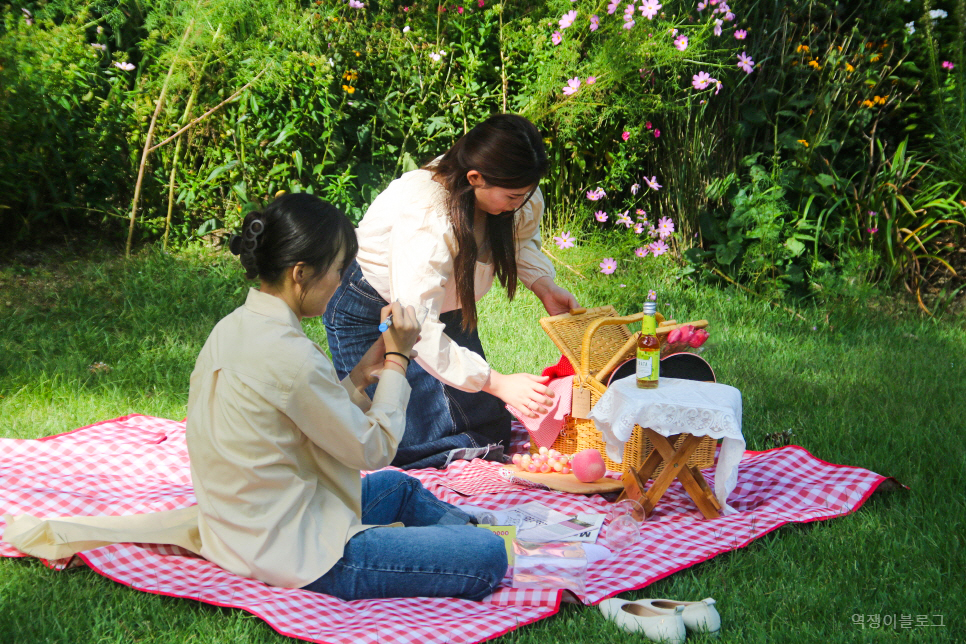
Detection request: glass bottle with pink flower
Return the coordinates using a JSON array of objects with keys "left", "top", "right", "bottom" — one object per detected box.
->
[{"left": 636, "top": 300, "right": 660, "bottom": 389}]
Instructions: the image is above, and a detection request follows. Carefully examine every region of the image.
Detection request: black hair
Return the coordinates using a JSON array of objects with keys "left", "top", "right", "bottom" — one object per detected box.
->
[
  {"left": 228, "top": 193, "right": 357, "bottom": 290},
  {"left": 425, "top": 113, "right": 549, "bottom": 330}
]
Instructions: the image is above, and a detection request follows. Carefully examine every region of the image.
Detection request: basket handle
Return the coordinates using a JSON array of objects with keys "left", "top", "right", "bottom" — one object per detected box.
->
[{"left": 579, "top": 314, "right": 644, "bottom": 376}]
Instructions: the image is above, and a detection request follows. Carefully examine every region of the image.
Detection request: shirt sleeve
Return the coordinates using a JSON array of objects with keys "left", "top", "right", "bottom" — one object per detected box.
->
[
  {"left": 286, "top": 348, "right": 411, "bottom": 471},
  {"left": 386, "top": 205, "right": 491, "bottom": 393},
  {"left": 514, "top": 187, "right": 556, "bottom": 289}
]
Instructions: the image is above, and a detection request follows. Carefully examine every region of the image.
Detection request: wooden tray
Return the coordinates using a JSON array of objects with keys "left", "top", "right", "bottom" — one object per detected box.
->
[{"left": 502, "top": 466, "right": 624, "bottom": 494}]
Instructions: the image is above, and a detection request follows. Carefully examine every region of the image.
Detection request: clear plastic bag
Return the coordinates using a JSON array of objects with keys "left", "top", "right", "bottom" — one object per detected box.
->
[{"left": 510, "top": 540, "right": 587, "bottom": 595}]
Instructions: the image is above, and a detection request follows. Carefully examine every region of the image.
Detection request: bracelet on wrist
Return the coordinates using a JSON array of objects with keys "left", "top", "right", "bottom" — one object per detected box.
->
[
  {"left": 384, "top": 357, "right": 408, "bottom": 371},
  {"left": 384, "top": 351, "right": 411, "bottom": 364}
]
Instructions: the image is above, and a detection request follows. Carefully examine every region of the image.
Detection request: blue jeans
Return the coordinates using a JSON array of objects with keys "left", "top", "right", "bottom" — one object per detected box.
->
[
  {"left": 302, "top": 471, "right": 508, "bottom": 600},
  {"left": 324, "top": 260, "right": 511, "bottom": 469}
]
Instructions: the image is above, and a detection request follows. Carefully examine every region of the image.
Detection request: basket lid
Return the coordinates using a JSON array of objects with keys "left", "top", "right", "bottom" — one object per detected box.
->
[{"left": 539, "top": 306, "right": 632, "bottom": 373}]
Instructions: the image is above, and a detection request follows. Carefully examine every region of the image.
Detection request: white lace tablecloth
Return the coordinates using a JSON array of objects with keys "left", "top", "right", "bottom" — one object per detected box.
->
[{"left": 588, "top": 376, "right": 745, "bottom": 514}]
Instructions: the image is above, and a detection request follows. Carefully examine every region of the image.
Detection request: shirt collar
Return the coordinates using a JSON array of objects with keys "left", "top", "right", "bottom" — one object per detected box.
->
[{"left": 243, "top": 288, "right": 303, "bottom": 331}]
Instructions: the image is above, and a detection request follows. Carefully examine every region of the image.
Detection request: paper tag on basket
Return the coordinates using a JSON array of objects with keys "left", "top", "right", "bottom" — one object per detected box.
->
[{"left": 572, "top": 386, "right": 592, "bottom": 419}]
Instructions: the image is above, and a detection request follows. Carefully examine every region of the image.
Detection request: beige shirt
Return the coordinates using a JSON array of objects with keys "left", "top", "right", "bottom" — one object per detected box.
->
[
  {"left": 355, "top": 168, "right": 556, "bottom": 392},
  {"left": 186, "top": 288, "right": 411, "bottom": 588}
]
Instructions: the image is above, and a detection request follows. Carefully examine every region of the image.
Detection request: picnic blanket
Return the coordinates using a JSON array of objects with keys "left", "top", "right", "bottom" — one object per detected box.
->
[{"left": 1, "top": 414, "right": 896, "bottom": 644}]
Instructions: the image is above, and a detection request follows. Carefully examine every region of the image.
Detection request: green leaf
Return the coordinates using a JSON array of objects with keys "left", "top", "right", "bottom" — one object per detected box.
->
[
  {"left": 204, "top": 160, "right": 238, "bottom": 184},
  {"left": 815, "top": 174, "right": 837, "bottom": 188},
  {"left": 785, "top": 237, "right": 806, "bottom": 256}
]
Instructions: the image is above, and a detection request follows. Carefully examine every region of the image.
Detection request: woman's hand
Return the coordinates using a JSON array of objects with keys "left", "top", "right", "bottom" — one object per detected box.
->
[
  {"left": 348, "top": 302, "right": 421, "bottom": 389},
  {"left": 483, "top": 371, "right": 554, "bottom": 419},
  {"left": 531, "top": 277, "right": 579, "bottom": 316},
  {"left": 380, "top": 302, "right": 420, "bottom": 376}
]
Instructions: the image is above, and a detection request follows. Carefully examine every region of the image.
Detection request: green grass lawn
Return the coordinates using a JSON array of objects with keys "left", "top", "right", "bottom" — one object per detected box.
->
[{"left": 1, "top": 243, "right": 963, "bottom": 643}]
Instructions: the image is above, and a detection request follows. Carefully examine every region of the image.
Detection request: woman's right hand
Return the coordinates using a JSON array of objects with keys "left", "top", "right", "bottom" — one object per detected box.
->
[
  {"left": 483, "top": 371, "right": 554, "bottom": 419},
  {"left": 380, "top": 302, "right": 420, "bottom": 370}
]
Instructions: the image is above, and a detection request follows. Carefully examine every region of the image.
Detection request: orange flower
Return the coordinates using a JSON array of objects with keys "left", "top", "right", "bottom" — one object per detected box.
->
[
  {"left": 342, "top": 84, "right": 356, "bottom": 94},
  {"left": 861, "top": 99, "right": 875, "bottom": 108},
  {"left": 871, "top": 54, "right": 881, "bottom": 62},
  {"left": 796, "top": 44, "right": 810, "bottom": 53},
  {"left": 874, "top": 95, "right": 887, "bottom": 105},
  {"left": 845, "top": 63, "right": 855, "bottom": 72},
  {"left": 808, "top": 59, "right": 822, "bottom": 69},
  {"left": 798, "top": 139, "right": 809, "bottom": 147}
]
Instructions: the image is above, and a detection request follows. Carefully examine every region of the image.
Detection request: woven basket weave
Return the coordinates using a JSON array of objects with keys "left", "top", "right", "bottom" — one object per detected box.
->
[{"left": 534, "top": 306, "right": 717, "bottom": 476}]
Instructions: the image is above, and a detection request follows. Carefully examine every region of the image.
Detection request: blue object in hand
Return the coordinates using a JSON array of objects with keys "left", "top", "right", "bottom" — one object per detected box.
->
[{"left": 378, "top": 314, "right": 393, "bottom": 333}]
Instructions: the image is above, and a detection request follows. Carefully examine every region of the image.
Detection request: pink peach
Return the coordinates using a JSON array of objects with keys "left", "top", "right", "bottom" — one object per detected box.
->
[{"left": 570, "top": 448, "right": 606, "bottom": 483}]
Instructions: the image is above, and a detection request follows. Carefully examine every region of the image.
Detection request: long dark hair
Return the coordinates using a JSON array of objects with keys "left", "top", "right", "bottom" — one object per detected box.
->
[
  {"left": 229, "top": 193, "right": 357, "bottom": 293},
  {"left": 426, "top": 114, "right": 548, "bottom": 330}
]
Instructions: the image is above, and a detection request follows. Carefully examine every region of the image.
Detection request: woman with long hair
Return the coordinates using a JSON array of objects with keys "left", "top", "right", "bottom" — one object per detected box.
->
[{"left": 324, "top": 114, "right": 579, "bottom": 469}]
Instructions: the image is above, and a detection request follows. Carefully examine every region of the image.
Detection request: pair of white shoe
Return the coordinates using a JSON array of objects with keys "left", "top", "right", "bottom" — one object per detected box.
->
[{"left": 599, "top": 597, "right": 720, "bottom": 643}]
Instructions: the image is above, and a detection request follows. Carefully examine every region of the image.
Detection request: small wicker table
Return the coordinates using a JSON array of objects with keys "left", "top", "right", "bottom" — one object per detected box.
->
[{"left": 588, "top": 377, "right": 745, "bottom": 519}]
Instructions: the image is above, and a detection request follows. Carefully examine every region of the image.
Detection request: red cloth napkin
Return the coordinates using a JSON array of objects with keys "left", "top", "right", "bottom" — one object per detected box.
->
[{"left": 506, "top": 355, "right": 575, "bottom": 449}]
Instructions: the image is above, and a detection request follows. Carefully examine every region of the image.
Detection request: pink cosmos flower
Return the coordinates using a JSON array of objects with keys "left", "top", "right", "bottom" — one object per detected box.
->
[
  {"left": 692, "top": 71, "right": 712, "bottom": 89},
  {"left": 590, "top": 15, "right": 600, "bottom": 31},
  {"left": 113, "top": 61, "right": 135, "bottom": 71},
  {"left": 640, "top": 0, "right": 662, "bottom": 20},
  {"left": 654, "top": 129, "right": 661, "bottom": 137},
  {"left": 631, "top": 183, "right": 640, "bottom": 195},
  {"left": 600, "top": 258, "right": 618, "bottom": 274},
  {"left": 645, "top": 176, "right": 662, "bottom": 190},
  {"left": 617, "top": 211, "right": 634, "bottom": 227},
  {"left": 697, "top": 1, "right": 707, "bottom": 11},
  {"left": 92, "top": 43, "right": 106, "bottom": 51},
  {"left": 724, "top": 11, "right": 735, "bottom": 21},
  {"left": 674, "top": 35, "right": 688, "bottom": 51},
  {"left": 867, "top": 227, "right": 879, "bottom": 234},
  {"left": 635, "top": 247, "right": 649, "bottom": 258},
  {"left": 587, "top": 188, "right": 606, "bottom": 201},
  {"left": 648, "top": 240, "right": 669, "bottom": 256},
  {"left": 713, "top": 19, "right": 723, "bottom": 36},
  {"left": 348, "top": 0, "right": 364, "bottom": 8},
  {"left": 647, "top": 289, "right": 657, "bottom": 301},
  {"left": 554, "top": 232, "right": 576, "bottom": 249},
  {"left": 737, "top": 51, "right": 755, "bottom": 74},
  {"left": 559, "top": 9, "right": 577, "bottom": 29},
  {"left": 429, "top": 51, "right": 444, "bottom": 62},
  {"left": 457, "top": 6, "right": 464, "bottom": 14},
  {"left": 670, "top": 28, "right": 678, "bottom": 35},
  {"left": 735, "top": 29, "right": 747, "bottom": 39},
  {"left": 623, "top": 19, "right": 636, "bottom": 29},
  {"left": 635, "top": 223, "right": 645, "bottom": 234},
  {"left": 552, "top": 31, "right": 563, "bottom": 45},
  {"left": 657, "top": 216, "right": 675, "bottom": 238},
  {"left": 594, "top": 210, "right": 608, "bottom": 221},
  {"left": 562, "top": 76, "right": 581, "bottom": 95},
  {"left": 942, "top": 61, "right": 955, "bottom": 71},
  {"left": 607, "top": 0, "right": 620, "bottom": 14},
  {"left": 586, "top": 76, "right": 597, "bottom": 84},
  {"left": 714, "top": 79, "right": 723, "bottom": 95},
  {"left": 636, "top": 209, "right": 647, "bottom": 219},
  {"left": 622, "top": 131, "right": 631, "bottom": 141}
]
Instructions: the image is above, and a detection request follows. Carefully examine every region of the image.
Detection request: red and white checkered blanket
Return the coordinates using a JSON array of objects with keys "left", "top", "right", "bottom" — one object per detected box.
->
[{"left": 1, "top": 415, "right": 893, "bottom": 644}]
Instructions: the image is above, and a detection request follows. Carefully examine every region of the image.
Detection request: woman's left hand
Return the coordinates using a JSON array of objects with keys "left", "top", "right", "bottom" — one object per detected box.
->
[{"left": 532, "top": 277, "right": 579, "bottom": 316}]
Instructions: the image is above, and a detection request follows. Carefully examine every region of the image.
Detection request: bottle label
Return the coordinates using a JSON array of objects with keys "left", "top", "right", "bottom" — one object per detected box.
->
[{"left": 636, "top": 349, "right": 659, "bottom": 381}]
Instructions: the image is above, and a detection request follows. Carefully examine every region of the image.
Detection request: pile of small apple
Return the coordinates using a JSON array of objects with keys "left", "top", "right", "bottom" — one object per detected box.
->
[{"left": 511, "top": 447, "right": 607, "bottom": 483}]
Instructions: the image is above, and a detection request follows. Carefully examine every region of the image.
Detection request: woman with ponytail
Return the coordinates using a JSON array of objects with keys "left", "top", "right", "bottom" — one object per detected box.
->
[
  {"left": 324, "top": 114, "right": 579, "bottom": 469},
  {"left": 188, "top": 193, "right": 507, "bottom": 600}
]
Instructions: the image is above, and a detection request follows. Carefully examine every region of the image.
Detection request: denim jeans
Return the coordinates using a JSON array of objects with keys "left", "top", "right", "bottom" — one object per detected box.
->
[
  {"left": 324, "top": 260, "right": 511, "bottom": 469},
  {"left": 301, "top": 470, "right": 508, "bottom": 601}
]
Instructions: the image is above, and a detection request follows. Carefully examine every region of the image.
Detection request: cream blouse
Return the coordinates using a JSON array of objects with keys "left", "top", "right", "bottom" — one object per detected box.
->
[
  {"left": 186, "top": 288, "right": 411, "bottom": 588},
  {"left": 355, "top": 168, "right": 556, "bottom": 393}
]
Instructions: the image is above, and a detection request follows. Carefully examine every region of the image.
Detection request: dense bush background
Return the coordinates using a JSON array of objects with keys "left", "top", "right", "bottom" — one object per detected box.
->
[{"left": 2, "top": 0, "right": 964, "bottom": 310}]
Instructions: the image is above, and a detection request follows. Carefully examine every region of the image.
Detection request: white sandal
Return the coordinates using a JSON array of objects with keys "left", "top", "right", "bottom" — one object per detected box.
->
[
  {"left": 635, "top": 597, "right": 721, "bottom": 635},
  {"left": 599, "top": 599, "right": 686, "bottom": 644}
]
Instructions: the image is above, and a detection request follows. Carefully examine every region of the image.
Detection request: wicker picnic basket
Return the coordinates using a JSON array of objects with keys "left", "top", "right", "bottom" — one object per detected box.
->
[{"left": 534, "top": 306, "right": 717, "bottom": 476}]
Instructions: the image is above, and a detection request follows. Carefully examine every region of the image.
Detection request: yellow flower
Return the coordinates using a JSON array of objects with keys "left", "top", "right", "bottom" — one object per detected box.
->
[
  {"left": 845, "top": 63, "right": 854, "bottom": 72},
  {"left": 874, "top": 95, "right": 887, "bottom": 105},
  {"left": 808, "top": 59, "right": 822, "bottom": 69},
  {"left": 861, "top": 99, "right": 875, "bottom": 108},
  {"left": 342, "top": 84, "right": 356, "bottom": 94},
  {"left": 870, "top": 54, "right": 881, "bottom": 62},
  {"left": 796, "top": 44, "right": 810, "bottom": 53},
  {"left": 798, "top": 139, "right": 809, "bottom": 147},
  {"left": 354, "top": 50, "right": 361, "bottom": 57},
  {"left": 791, "top": 60, "right": 799, "bottom": 67},
  {"left": 343, "top": 70, "right": 359, "bottom": 81}
]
